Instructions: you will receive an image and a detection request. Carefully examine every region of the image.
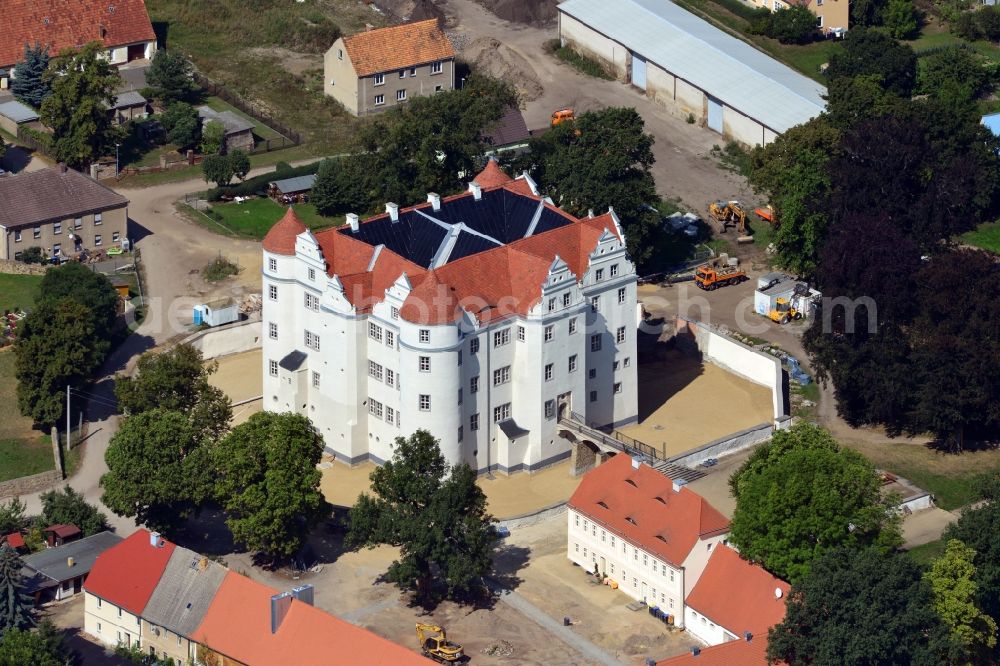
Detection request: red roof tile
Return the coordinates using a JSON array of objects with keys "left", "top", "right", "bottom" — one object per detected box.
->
[
  {"left": 3, "top": 533, "right": 25, "bottom": 549},
  {"left": 568, "top": 455, "right": 730, "bottom": 567},
  {"left": 84, "top": 529, "right": 175, "bottom": 615},
  {"left": 657, "top": 635, "right": 775, "bottom": 666},
  {"left": 685, "top": 545, "right": 790, "bottom": 637},
  {"left": 192, "top": 571, "right": 433, "bottom": 666},
  {"left": 262, "top": 208, "right": 307, "bottom": 255},
  {"left": 1, "top": 0, "right": 156, "bottom": 68},
  {"left": 342, "top": 19, "right": 455, "bottom": 77},
  {"left": 472, "top": 158, "right": 513, "bottom": 189},
  {"left": 398, "top": 270, "right": 462, "bottom": 324}
]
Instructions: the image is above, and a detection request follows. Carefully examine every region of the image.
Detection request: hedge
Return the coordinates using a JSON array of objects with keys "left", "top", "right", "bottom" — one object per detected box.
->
[{"left": 206, "top": 161, "right": 322, "bottom": 201}]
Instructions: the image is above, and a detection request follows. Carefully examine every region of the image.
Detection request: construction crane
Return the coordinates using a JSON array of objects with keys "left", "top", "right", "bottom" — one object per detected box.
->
[
  {"left": 708, "top": 200, "right": 749, "bottom": 235},
  {"left": 416, "top": 623, "right": 464, "bottom": 663}
]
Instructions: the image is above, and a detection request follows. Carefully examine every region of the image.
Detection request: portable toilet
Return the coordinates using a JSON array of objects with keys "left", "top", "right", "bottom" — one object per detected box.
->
[{"left": 192, "top": 306, "right": 204, "bottom": 325}]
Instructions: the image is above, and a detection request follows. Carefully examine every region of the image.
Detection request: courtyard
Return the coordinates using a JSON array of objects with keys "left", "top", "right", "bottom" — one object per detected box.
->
[{"left": 206, "top": 348, "right": 263, "bottom": 425}]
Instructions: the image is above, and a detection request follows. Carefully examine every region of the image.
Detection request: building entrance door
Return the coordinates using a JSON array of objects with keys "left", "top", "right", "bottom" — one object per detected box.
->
[
  {"left": 599, "top": 557, "right": 606, "bottom": 576},
  {"left": 707, "top": 96, "right": 724, "bottom": 133},
  {"left": 631, "top": 53, "right": 647, "bottom": 90},
  {"left": 641, "top": 581, "right": 648, "bottom": 603}
]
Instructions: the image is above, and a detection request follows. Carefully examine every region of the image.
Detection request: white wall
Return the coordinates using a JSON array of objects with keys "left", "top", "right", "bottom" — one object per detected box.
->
[
  {"left": 183, "top": 318, "right": 261, "bottom": 359},
  {"left": 722, "top": 106, "right": 766, "bottom": 147},
  {"left": 84, "top": 592, "right": 142, "bottom": 649},
  {"left": 684, "top": 606, "right": 738, "bottom": 645},
  {"left": 681, "top": 535, "right": 728, "bottom": 598},
  {"left": 559, "top": 13, "right": 629, "bottom": 80}
]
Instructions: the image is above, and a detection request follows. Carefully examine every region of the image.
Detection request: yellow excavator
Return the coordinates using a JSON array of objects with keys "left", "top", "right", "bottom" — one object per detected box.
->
[
  {"left": 708, "top": 200, "right": 749, "bottom": 235},
  {"left": 768, "top": 297, "right": 803, "bottom": 324},
  {"left": 416, "top": 623, "right": 464, "bottom": 663}
]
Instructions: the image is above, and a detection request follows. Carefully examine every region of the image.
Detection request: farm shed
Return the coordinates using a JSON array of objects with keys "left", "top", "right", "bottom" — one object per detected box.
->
[
  {"left": 0, "top": 99, "right": 39, "bottom": 135},
  {"left": 269, "top": 174, "right": 317, "bottom": 198},
  {"left": 197, "top": 106, "right": 255, "bottom": 153},
  {"left": 557, "top": 0, "right": 826, "bottom": 145}
]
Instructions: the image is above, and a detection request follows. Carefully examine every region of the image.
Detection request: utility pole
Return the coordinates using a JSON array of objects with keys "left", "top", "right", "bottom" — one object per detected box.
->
[{"left": 66, "top": 385, "right": 71, "bottom": 451}]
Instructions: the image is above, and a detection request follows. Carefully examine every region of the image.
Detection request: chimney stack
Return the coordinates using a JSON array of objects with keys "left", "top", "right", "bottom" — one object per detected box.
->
[
  {"left": 149, "top": 531, "right": 163, "bottom": 548},
  {"left": 67, "top": 556, "right": 75, "bottom": 568},
  {"left": 198, "top": 557, "right": 208, "bottom": 571},
  {"left": 292, "top": 584, "right": 314, "bottom": 606},
  {"left": 385, "top": 202, "right": 399, "bottom": 222},
  {"left": 346, "top": 213, "right": 359, "bottom": 232},
  {"left": 672, "top": 478, "right": 688, "bottom": 493},
  {"left": 744, "top": 631, "right": 753, "bottom": 642},
  {"left": 270, "top": 591, "right": 293, "bottom": 634},
  {"left": 427, "top": 192, "right": 441, "bottom": 212},
  {"left": 691, "top": 646, "right": 701, "bottom": 656},
  {"left": 468, "top": 182, "right": 482, "bottom": 201}
]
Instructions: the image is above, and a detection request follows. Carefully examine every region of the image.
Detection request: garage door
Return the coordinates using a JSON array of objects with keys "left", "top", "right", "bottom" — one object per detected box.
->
[
  {"left": 707, "top": 96, "right": 723, "bottom": 133},
  {"left": 631, "top": 53, "right": 647, "bottom": 91}
]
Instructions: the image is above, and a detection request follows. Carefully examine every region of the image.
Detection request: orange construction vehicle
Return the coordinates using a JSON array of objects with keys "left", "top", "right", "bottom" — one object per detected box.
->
[
  {"left": 551, "top": 108, "right": 575, "bottom": 126},
  {"left": 694, "top": 264, "right": 748, "bottom": 291}
]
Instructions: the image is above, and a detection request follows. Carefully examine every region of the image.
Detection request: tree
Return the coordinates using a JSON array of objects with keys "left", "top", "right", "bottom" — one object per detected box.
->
[
  {"left": 145, "top": 49, "right": 195, "bottom": 104},
  {"left": 0, "top": 545, "right": 33, "bottom": 637},
  {"left": 100, "top": 409, "right": 212, "bottom": 533},
  {"left": 826, "top": 29, "right": 917, "bottom": 98},
  {"left": 228, "top": 150, "right": 250, "bottom": 181},
  {"left": 201, "top": 120, "right": 226, "bottom": 155},
  {"left": 15, "top": 299, "right": 106, "bottom": 425},
  {"left": 310, "top": 157, "right": 372, "bottom": 216},
  {"left": 925, "top": 539, "right": 997, "bottom": 664},
  {"left": 768, "top": 547, "right": 957, "bottom": 665},
  {"left": 202, "top": 153, "right": 234, "bottom": 187},
  {"left": 747, "top": 117, "right": 840, "bottom": 275},
  {"left": 768, "top": 6, "right": 818, "bottom": 44},
  {"left": 851, "top": 0, "right": 889, "bottom": 26},
  {"left": 728, "top": 423, "right": 901, "bottom": 582},
  {"left": 825, "top": 75, "right": 904, "bottom": 131},
  {"left": 881, "top": 0, "right": 920, "bottom": 39},
  {"left": 39, "top": 42, "right": 123, "bottom": 168},
  {"left": 39, "top": 487, "right": 109, "bottom": 537},
  {"left": 0, "top": 500, "right": 26, "bottom": 538},
  {"left": 37, "top": 262, "right": 119, "bottom": 344},
  {"left": 917, "top": 47, "right": 994, "bottom": 104},
  {"left": 10, "top": 43, "right": 51, "bottom": 108},
  {"left": 115, "top": 343, "right": 232, "bottom": 443},
  {"left": 0, "top": 623, "right": 73, "bottom": 666},
  {"left": 161, "top": 102, "right": 201, "bottom": 151},
  {"left": 213, "top": 412, "right": 327, "bottom": 560},
  {"left": 348, "top": 430, "right": 495, "bottom": 604}
]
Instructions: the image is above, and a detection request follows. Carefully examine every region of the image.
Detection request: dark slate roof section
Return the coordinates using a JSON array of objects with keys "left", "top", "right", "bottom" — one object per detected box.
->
[
  {"left": 341, "top": 188, "right": 572, "bottom": 268},
  {"left": 484, "top": 106, "right": 531, "bottom": 147},
  {"left": 21, "top": 531, "right": 123, "bottom": 588},
  {"left": 498, "top": 419, "right": 530, "bottom": 438},
  {"left": 142, "top": 546, "right": 228, "bottom": 636},
  {"left": 0, "top": 166, "right": 129, "bottom": 230},
  {"left": 279, "top": 350, "right": 308, "bottom": 371}
]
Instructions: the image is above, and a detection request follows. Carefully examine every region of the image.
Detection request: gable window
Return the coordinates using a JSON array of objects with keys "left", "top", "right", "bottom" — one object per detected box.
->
[
  {"left": 391, "top": 306, "right": 400, "bottom": 320},
  {"left": 374, "top": 94, "right": 385, "bottom": 106},
  {"left": 373, "top": 73, "right": 385, "bottom": 85},
  {"left": 419, "top": 329, "right": 430, "bottom": 343},
  {"left": 396, "top": 89, "right": 407, "bottom": 101},
  {"left": 338, "top": 48, "right": 343, "bottom": 60},
  {"left": 431, "top": 61, "right": 443, "bottom": 74},
  {"left": 308, "top": 267, "right": 316, "bottom": 281}
]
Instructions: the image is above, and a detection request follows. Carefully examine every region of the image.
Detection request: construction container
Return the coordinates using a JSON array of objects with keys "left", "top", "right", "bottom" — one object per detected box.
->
[{"left": 193, "top": 298, "right": 239, "bottom": 327}]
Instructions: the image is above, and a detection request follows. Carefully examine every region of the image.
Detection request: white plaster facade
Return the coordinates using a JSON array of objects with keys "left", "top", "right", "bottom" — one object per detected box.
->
[
  {"left": 261, "top": 178, "right": 639, "bottom": 474},
  {"left": 84, "top": 591, "right": 143, "bottom": 649},
  {"left": 684, "top": 606, "right": 739, "bottom": 645}
]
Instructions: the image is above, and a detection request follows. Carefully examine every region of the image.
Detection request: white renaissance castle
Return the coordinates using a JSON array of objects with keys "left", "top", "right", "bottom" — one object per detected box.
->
[{"left": 261, "top": 160, "right": 638, "bottom": 474}]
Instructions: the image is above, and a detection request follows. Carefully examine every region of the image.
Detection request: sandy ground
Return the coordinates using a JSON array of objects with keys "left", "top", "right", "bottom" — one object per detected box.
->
[
  {"left": 322, "top": 459, "right": 583, "bottom": 519},
  {"left": 207, "top": 349, "right": 264, "bottom": 425},
  {"left": 619, "top": 351, "right": 773, "bottom": 458}
]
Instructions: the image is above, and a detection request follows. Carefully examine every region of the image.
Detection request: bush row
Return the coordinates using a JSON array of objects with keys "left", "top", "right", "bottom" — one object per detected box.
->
[{"left": 206, "top": 161, "right": 321, "bottom": 201}]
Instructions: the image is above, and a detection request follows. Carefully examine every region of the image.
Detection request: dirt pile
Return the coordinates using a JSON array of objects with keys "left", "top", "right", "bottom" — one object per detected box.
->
[
  {"left": 475, "top": 0, "right": 558, "bottom": 26},
  {"left": 376, "top": 0, "right": 446, "bottom": 23},
  {"left": 482, "top": 639, "right": 515, "bottom": 657},
  {"left": 462, "top": 37, "right": 544, "bottom": 101}
]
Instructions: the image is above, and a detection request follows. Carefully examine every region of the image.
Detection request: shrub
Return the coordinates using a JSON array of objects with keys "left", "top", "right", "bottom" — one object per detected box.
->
[
  {"left": 19, "top": 247, "right": 46, "bottom": 264},
  {"left": 768, "top": 6, "right": 819, "bottom": 44},
  {"left": 552, "top": 44, "right": 615, "bottom": 80},
  {"left": 202, "top": 256, "right": 240, "bottom": 282},
  {"left": 206, "top": 161, "right": 321, "bottom": 201}
]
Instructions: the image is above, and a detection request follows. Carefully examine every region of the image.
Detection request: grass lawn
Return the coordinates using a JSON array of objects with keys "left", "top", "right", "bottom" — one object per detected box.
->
[
  {"left": 907, "top": 21, "right": 1000, "bottom": 63},
  {"left": 961, "top": 221, "right": 1000, "bottom": 254},
  {"left": 0, "top": 274, "right": 43, "bottom": 312},
  {"left": 115, "top": 144, "right": 318, "bottom": 188},
  {"left": 906, "top": 538, "right": 946, "bottom": 566},
  {"left": 0, "top": 438, "right": 54, "bottom": 482},
  {"left": 206, "top": 198, "right": 342, "bottom": 239},
  {"left": 0, "top": 349, "right": 54, "bottom": 482},
  {"left": 848, "top": 439, "right": 1000, "bottom": 511},
  {"left": 203, "top": 96, "right": 284, "bottom": 141}
]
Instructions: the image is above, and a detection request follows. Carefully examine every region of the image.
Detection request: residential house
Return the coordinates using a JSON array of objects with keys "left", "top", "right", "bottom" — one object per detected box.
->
[
  {"left": 1, "top": 0, "right": 157, "bottom": 89},
  {"left": 566, "top": 454, "right": 731, "bottom": 623},
  {"left": 557, "top": 0, "right": 826, "bottom": 145},
  {"left": 324, "top": 19, "right": 455, "bottom": 116},
  {"left": 84, "top": 530, "right": 175, "bottom": 650},
  {"left": 20, "top": 531, "right": 122, "bottom": 605},
  {"left": 43, "top": 524, "right": 81, "bottom": 547},
  {"left": 190, "top": 571, "right": 434, "bottom": 666},
  {"left": 683, "top": 544, "right": 790, "bottom": 645},
  {"left": 261, "top": 160, "right": 639, "bottom": 473},
  {"left": 0, "top": 165, "right": 129, "bottom": 261},
  {"left": 197, "top": 106, "right": 255, "bottom": 153},
  {"left": 748, "top": 0, "right": 849, "bottom": 34}
]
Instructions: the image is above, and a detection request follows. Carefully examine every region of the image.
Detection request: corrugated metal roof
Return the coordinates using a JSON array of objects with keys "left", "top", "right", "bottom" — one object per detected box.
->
[
  {"left": 982, "top": 113, "right": 1000, "bottom": 137},
  {"left": 142, "top": 546, "right": 228, "bottom": 636},
  {"left": 270, "top": 174, "right": 317, "bottom": 193},
  {"left": 0, "top": 99, "right": 39, "bottom": 123},
  {"left": 113, "top": 91, "right": 147, "bottom": 108},
  {"left": 557, "top": 0, "right": 826, "bottom": 133}
]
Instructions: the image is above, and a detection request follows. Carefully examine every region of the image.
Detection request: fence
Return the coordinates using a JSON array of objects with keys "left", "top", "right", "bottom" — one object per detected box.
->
[
  {"left": 561, "top": 410, "right": 664, "bottom": 461},
  {"left": 16, "top": 126, "right": 53, "bottom": 158},
  {"left": 192, "top": 72, "right": 303, "bottom": 145}
]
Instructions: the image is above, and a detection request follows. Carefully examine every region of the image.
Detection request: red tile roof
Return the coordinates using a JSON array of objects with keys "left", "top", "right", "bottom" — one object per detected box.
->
[
  {"left": 472, "top": 158, "right": 513, "bottom": 188},
  {"left": 84, "top": 529, "right": 175, "bottom": 615},
  {"left": 262, "top": 208, "right": 307, "bottom": 255},
  {"left": 568, "top": 455, "right": 730, "bottom": 567},
  {"left": 1, "top": 0, "right": 156, "bottom": 69},
  {"left": 342, "top": 19, "right": 455, "bottom": 77},
  {"left": 192, "top": 571, "right": 433, "bottom": 666},
  {"left": 657, "top": 635, "right": 774, "bottom": 666},
  {"left": 685, "top": 545, "right": 790, "bottom": 637},
  {"left": 2, "top": 533, "right": 25, "bottom": 549}
]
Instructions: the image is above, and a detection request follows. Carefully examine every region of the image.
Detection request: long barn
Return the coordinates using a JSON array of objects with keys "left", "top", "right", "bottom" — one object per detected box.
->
[{"left": 557, "top": 0, "right": 827, "bottom": 145}]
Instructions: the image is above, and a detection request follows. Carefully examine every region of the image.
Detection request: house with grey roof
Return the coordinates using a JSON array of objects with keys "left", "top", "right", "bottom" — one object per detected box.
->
[
  {"left": 21, "top": 531, "right": 123, "bottom": 605},
  {"left": 140, "top": 546, "right": 228, "bottom": 664},
  {"left": 108, "top": 91, "right": 148, "bottom": 125},
  {"left": 557, "top": 0, "right": 827, "bottom": 145},
  {"left": 197, "top": 106, "right": 255, "bottom": 153},
  {"left": 0, "top": 164, "right": 130, "bottom": 261}
]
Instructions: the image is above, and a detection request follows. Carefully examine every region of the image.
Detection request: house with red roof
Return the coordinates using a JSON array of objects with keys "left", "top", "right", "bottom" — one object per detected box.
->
[
  {"left": 567, "top": 454, "right": 730, "bottom": 624},
  {"left": 261, "top": 159, "right": 639, "bottom": 475},
  {"left": 683, "top": 543, "right": 790, "bottom": 646},
  {"left": 83, "top": 529, "right": 175, "bottom": 649},
  {"left": 323, "top": 19, "right": 456, "bottom": 115},
  {"left": 1, "top": 0, "right": 156, "bottom": 89},
  {"left": 657, "top": 632, "right": 776, "bottom": 666}
]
